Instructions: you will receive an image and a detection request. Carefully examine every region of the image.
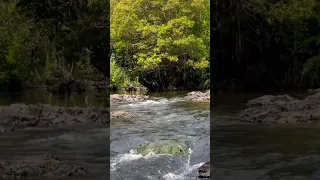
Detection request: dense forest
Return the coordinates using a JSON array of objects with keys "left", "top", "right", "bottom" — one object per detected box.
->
[
  {"left": 110, "top": 0, "right": 210, "bottom": 91},
  {"left": 5, "top": 0, "right": 319, "bottom": 93},
  {"left": 0, "top": 0, "right": 109, "bottom": 92},
  {"left": 212, "top": 0, "right": 320, "bottom": 92},
  {"left": 0, "top": 0, "right": 210, "bottom": 93}
]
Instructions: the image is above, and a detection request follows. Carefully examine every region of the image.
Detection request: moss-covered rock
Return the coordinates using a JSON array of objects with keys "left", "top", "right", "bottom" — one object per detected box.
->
[{"left": 136, "top": 140, "right": 189, "bottom": 156}]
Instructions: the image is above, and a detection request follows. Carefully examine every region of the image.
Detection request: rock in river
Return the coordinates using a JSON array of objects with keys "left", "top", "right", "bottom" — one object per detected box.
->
[
  {"left": 136, "top": 140, "right": 190, "bottom": 156},
  {"left": 184, "top": 90, "right": 210, "bottom": 102},
  {"left": 198, "top": 161, "right": 210, "bottom": 178},
  {"left": 238, "top": 92, "right": 320, "bottom": 124},
  {"left": 0, "top": 103, "right": 109, "bottom": 128},
  {"left": 0, "top": 154, "right": 88, "bottom": 178},
  {"left": 111, "top": 111, "right": 138, "bottom": 119},
  {"left": 110, "top": 94, "right": 149, "bottom": 103}
]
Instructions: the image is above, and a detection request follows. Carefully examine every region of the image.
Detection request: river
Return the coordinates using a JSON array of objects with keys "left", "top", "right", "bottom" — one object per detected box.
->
[
  {"left": 0, "top": 90, "right": 210, "bottom": 180},
  {"left": 212, "top": 91, "right": 320, "bottom": 180},
  {"left": 110, "top": 91, "right": 210, "bottom": 180},
  {"left": 2, "top": 89, "right": 318, "bottom": 180},
  {"left": 0, "top": 89, "right": 109, "bottom": 179}
]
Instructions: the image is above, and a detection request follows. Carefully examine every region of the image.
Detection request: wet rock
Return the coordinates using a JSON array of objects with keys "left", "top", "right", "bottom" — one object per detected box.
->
[
  {"left": 238, "top": 92, "right": 320, "bottom": 124},
  {"left": 136, "top": 140, "right": 189, "bottom": 156},
  {"left": 184, "top": 90, "right": 210, "bottom": 102},
  {"left": 0, "top": 103, "right": 109, "bottom": 127},
  {"left": 110, "top": 94, "right": 149, "bottom": 103},
  {"left": 110, "top": 111, "right": 138, "bottom": 119},
  {"left": 0, "top": 126, "right": 14, "bottom": 134},
  {"left": 198, "top": 161, "right": 210, "bottom": 178},
  {"left": 0, "top": 154, "right": 88, "bottom": 178}
]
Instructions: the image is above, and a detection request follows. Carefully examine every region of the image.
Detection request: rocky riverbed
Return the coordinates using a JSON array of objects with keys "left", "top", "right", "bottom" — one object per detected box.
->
[
  {"left": 184, "top": 90, "right": 210, "bottom": 102},
  {"left": 110, "top": 92, "right": 210, "bottom": 180},
  {"left": 0, "top": 103, "right": 109, "bottom": 179},
  {"left": 110, "top": 94, "right": 150, "bottom": 103},
  {"left": 0, "top": 154, "right": 88, "bottom": 179},
  {"left": 238, "top": 90, "right": 320, "bottom": 124},
  {"left": 0, "top": 104, "right": 109, "bottom": 129}
]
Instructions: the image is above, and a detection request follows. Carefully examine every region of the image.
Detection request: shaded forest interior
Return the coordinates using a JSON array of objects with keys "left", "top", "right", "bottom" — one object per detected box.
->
[
  {"left": 211, "top": 0, "right": 320, "bottom": 93},
  {"left": 0, "top": 0, "right": 109, "bottom": 93}
]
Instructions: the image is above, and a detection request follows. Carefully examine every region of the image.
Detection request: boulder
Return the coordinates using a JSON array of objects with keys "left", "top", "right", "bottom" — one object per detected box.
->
[
  {"left": 238, "top": 92, "right": 320, "bottom": 124},
  {"left": 136, "top": 140, "right": 189, "bottom": 156},
  {"left": 0, "top": 104, "right": 109, "bottom": 128}
]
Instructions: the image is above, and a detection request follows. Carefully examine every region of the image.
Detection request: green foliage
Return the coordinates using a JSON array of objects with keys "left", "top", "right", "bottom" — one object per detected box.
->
[
  {"left": 0, "top": 2, "right": 44, "bottom": 85},
  {"left": 213, "top": 0, "right": 320, "bottom": 90},
  {"left": 0, "top": 0, "right": 108, "bottom": 90},
  {"left": 111, "top": 0, "right": 209, "bottom": 90},
  {"left": 110, "top": 58, "right": 132, "bottom": 89},
  {"left": 111, "top": 0, "right": 209, "bottom": 69}
]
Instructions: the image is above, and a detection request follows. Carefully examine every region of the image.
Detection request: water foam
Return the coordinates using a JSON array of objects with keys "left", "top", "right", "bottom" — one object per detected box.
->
[
  {"left": 162, "top": 162, "right": 204, "bottom": 180},
  {"left": 162, "top": 148, "right": 205, "bottom": 180},
  {"left": 110, "top": 149, "right": 158, "bottom": 171},
  {"left": 120, "top": 99, "right": 170, "bottom": 108}
]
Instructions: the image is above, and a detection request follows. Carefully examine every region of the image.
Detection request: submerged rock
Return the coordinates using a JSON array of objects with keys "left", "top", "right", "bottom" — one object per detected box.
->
[
  {"left": 136, "top": 140, "right": 189, "bottom": 156},
  {"left": 0, "top": 103, "right": 109, "bottom": 128},
  {"left": 110, "top": 94, "right": 149, "bottom": 103},
  {"left": 238, "top": 92, "right": 320, "bottom": 124},
  {"left": 184, "top": 90, "right": 210, "bottom": 102},
  {"left": 0, "top": 154, "right": 88, "bottom": 178},
  {"left": 110, "top": 111, "right": 138, "bottom": 119},
  {"left": 198, "top": 161, "right": 210, "bottom": 178}
]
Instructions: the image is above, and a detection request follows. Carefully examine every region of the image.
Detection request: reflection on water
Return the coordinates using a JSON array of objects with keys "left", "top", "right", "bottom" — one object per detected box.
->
[
  {"left": 212, "top": 91, "right": 320, "bottom": 180},
  {"left": 0, "top": 89, "right": 107, "bottom": 107}
]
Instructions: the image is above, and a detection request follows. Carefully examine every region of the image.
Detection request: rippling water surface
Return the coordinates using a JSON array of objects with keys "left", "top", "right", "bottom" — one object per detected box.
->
[
  {"left": 110, "top": 92, "right": 210, "bottom": 180},
  {"left": 0, "top": 90, "right": 209, "bottom": 180},
  {"left": 212, "top": 91, "right": 320, "bottom": 180}
]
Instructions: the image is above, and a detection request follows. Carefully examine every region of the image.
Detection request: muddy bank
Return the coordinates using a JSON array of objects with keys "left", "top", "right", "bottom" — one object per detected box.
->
[
  {"left": 0, "top": 104, "right": 109, "bottom": 129},
  {"left": 0, "top": 154, "right": 88, "bottom": 179},
  {"left": 184, "top": 90, "right": 210, "bottom": 102},
  {"left": 110, "top": 94, "right": 149, "bottom": 103},
  {"left": 238, "top": 91, "right": 320, "bottom": 124}
]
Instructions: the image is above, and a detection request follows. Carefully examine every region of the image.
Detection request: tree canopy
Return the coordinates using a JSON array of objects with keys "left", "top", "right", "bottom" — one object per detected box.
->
[
  {"left": 212, "top": 0, "right": 320, "bottom": 92},
  {"left": 111, "top": 0, "right": 210, "bottom": 91}
]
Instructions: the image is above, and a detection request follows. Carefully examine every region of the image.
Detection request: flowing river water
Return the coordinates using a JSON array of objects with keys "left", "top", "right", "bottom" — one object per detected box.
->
[
  {"left": 1, "top": 89, "right": 319, "bottom": 179},
  {"left": 110, "top": 92, "right": 210, "bottom": 180},
  {"left": 0, "top": 89, "right": 109, "bottom": 180},
  {"left": 212, "top": 91, "right": 320, "bottom": 180},
  {"left": 0, "top": 90, "right": 209, "bottom": 180}
]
